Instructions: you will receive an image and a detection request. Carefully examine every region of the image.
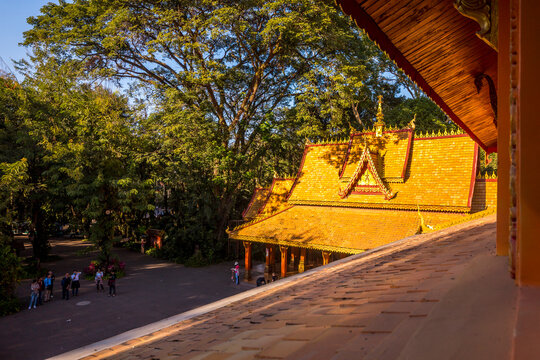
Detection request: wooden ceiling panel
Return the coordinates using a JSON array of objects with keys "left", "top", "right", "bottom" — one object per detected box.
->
[{"left": 339, "top": 0, "right": 498, "bottom": 150}]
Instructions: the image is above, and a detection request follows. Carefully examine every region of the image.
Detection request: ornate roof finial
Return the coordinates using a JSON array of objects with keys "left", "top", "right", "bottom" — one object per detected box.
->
[
  {"left": 408, "top": 113, "right": 416, "bottom": 130},
  {"left": 375, "top": 95, "right": 385, "bottom": 137},
  {"left": 376, "top": 95, "right": 384, "bottom": 122}
]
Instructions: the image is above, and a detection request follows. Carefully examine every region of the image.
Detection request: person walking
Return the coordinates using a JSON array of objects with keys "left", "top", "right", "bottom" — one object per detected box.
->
[
  {"left": 43, "top": 274, "right": 52, "bottom": 302},
  {"left": 95, "top": 268, "right": 104, "bottom": 292},
  {"left": 47, "top": 271, "right": 55, "bottom": 299},
  {"left": 71, "top": 270, "right": 81, "bottom": 296},
  {"left": 231, "top": 261, "right": 240, "bottom": 285},
  {"left": 28, "top": 279, "right": 39, "bottom": 309},
  {"left": 37, "top": 277, "right": 45, "bottom": 305},
  {"left": 108, "top": 270, "right": 116, "bottom": 297},
  {"left": 61, "top": 273, "right": 71, "bottom": 300}
]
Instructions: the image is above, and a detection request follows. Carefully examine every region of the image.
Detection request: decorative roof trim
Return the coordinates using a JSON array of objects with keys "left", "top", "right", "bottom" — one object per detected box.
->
[
  {"left": 336, "top": 0, "right": 489, "bottom": 152},
  {"left": 338, "top": 137, "right": 354, "bottom": 178},
  {"left": 468, "top": 143, "right": 479, "bottom": 208},
  {"left": 306, "top": 142, "right": 348, "bottom": 147},
  {"left": 351, "top": 190, "right": 384, "bottom": 196},
  {"left": 256, "top": 179, "right": 278, "bottom": 216},
  {"left": 287, "top": 200, "right": 472, "bottom": 213},
  {"left": 402, "top": 130, "right": 413, "bottom": 179},
  {"left": 338, "top": 146, "right": 394, "bottom": 200},
  {"left": 414, "top": 133, "right": 469, "bottom": 141},
  {"left": 476, "top": 178, "right": 497, "bottom": 183},
  {"left": 228, "top": 234, "right": 364, "bottom": 255},
  {"left": 476, "top": 172, "right": 497, "bottom": 180},
  {"left": 255, "top": 177, "right": 294, "bottom": 216},
  {"left": 427, "top": 208, "right": 496, "bottom": 233},
  {"left": 350, "top": 128, "right": 411, "bottom": 137},
  {"left": 242, "top": 187, "right": 268, "bottom": 219},
  {"left": 286, "top": 146, "right": 311, "bottom": 201}
]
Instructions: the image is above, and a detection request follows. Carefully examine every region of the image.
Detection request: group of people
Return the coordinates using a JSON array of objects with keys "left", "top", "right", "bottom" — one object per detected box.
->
[
  {"left": 256, "top": 272, "right": 279, "bottom": 287},
  {"left": 28, "top": 270, "right": 56, "bottom": 309},
  {"left": 230, "top": 261, "right": 279, "bottom": 287},
  {"left": 28, "top": 268, "right": 118, "bottom": 309}
]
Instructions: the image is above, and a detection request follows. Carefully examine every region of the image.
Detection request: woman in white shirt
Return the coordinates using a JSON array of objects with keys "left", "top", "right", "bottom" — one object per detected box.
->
[
  {"left": 71, "top": 270, "right": 81, "bottom": 296},
  {"left": 95, "top": 268, "right": 104, "bottom": 292}
]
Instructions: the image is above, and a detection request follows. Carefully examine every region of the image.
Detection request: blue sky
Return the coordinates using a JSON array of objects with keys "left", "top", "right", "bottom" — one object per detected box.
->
[{"left": 0, "top": 0, "right": 48, "bottom": 77}]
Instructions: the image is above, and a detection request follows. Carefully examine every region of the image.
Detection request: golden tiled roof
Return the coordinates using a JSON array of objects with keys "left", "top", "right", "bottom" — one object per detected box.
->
[
  {"left": 242, "top": 188, "right": 270, "bottom": 220},
  {"left": 231, "top": 206, "right": 467, "bottom": 254},
  {"left": 256, "top": 178, "right": 295, "bottom": 217},
  {"left": 471, "top": 176, "right": 497, "bottom": 213},
  {"left": 288, "top": 131, "right": 478, "bottom": 212}
]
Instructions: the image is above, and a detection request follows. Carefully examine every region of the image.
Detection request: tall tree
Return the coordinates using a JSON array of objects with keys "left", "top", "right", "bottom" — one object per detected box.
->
[{"left": 23, "top": 0, "right": 387, "bottom": 239}]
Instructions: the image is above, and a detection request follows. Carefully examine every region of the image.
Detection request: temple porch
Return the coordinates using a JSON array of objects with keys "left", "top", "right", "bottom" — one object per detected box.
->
[{"left": 242, "top": 240, "right": 350, "bottom": 281}]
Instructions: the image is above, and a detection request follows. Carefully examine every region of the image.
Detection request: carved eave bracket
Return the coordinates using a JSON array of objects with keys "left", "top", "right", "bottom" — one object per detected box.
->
[{"left": 454, "top": 0, "right": 498, "bottom": 51}]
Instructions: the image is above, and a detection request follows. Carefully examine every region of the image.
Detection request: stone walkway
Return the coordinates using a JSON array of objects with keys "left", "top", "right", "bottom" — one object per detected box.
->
[
  {"left": 74, "top": 214, "right": 519, "bottom": 360},
  {"left": 0, "top": 239, "right": 256, "bottom": 360}
]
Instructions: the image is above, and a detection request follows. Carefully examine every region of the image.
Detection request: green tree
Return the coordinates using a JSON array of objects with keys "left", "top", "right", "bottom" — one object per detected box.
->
[
  {"left": 11, "top": 59, "right": 154, "bottom": 268},
  {"left": 0, "top": 131, "right": 26, "bottom": 314},
  {"left": 22, "top": 0, "right": 453, "bottom": 263},
  {"left": 0, "top": 75, "right": 55, "bottom": 262},
  {"left": 23, "top": 0, "right": 392, "bottom": 239}
]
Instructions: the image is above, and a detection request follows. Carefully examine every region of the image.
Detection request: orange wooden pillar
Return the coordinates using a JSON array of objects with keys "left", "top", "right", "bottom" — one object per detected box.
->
[
  {"left": 269, "top": 246, "right": 276, "bottom": 273},
  {"left": 243, "top": 241, "right": 252, "bottom": 280},
  {"left": 515, "top": 0, "right": 540, "bottom": 285},
  {"left": 279, "top": 246, "right": 288, "bottom": 278},
  {"left": 288, "top": 248, "right": 297, "bottom": 272},
  {"left": 265, "top": 245, "right": 274, "bottom": 275},
  {"left": 322, "top": 251, "right": 331, "bottom": 265},
  {"left": 496, "top": 0, "right": 511, "bottom": 257},
  {"left": 298, "top": 248, "right": 306, "bottom": 273}
]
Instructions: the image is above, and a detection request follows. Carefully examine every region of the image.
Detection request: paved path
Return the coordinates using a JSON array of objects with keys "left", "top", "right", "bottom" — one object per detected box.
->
[
  {"left": 78, "top": 215, "right": 518, "bottom": 360},
  {"left": 0, "top": 238, "right": 256, "bottom": 360}
]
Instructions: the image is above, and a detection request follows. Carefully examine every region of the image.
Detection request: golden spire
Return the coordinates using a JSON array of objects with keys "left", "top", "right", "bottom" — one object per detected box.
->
[
  {"left": 374, "top": 95, "right": 385, "bottom": 137},
  {"left": 376, "top": 95, "right": 384, "bottom": 123}
]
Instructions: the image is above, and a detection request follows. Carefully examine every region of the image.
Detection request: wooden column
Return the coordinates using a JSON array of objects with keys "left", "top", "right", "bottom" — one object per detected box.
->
[
  {"left": 243, "top": 241, "right": 252, "bottom": 280},
  {"left": 288, "top": 248, "right": 296, "bottom": 272},
  {"left": 515, "top": 0, "right": 540, "bottom": 285},
  {"left": 298, "top": 248, "right": 306, "bottom": 273},
  {"left": 280, "top": 246, "right": 288, "bottom": 278},
  {"left": 322, "top": 251, "right": 331, "bottom": 265},
  {"left": 496, "top": 0, "right": 511, "bottom": 257},
  {"left": 269, "top": 246, "right": 276, "bottom": 274},
  {"left": 264, "top": 245, "right": 271, "bottom": 276}
]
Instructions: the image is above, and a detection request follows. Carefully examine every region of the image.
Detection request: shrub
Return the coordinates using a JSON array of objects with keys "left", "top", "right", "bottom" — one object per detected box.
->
[
  {"left": 0, "top": 297, "right": 21, "bottom": 316},
  {"left": 0, "top": 237, "right": 23, "bottom": 316},
  {"left": 83, "top": 258, "right": 126, "bottom": 279}
]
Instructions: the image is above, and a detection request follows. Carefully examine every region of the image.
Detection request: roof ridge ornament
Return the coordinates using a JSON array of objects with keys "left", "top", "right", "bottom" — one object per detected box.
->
[{"left": 408, "top": 114, "right": 416, "bottom": 130}]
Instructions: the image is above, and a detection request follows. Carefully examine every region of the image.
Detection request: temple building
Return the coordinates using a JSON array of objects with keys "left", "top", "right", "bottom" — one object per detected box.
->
[{"left": 228, "top": 98, "right": 497, "bottom": 280}]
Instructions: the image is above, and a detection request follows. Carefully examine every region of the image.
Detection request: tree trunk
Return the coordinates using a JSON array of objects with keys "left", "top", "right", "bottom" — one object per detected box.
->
[
  {"left": 31, "top": 199, "right": 49, "bottom": 262},
  {"left": 216, "top": 193, "right": 235, "bottom": 244}
]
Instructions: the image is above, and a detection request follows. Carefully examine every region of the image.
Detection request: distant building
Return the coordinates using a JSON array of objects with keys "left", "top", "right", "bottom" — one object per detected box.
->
[{"left": 229, "top": 99, "right": 496, "bottom": 280}]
